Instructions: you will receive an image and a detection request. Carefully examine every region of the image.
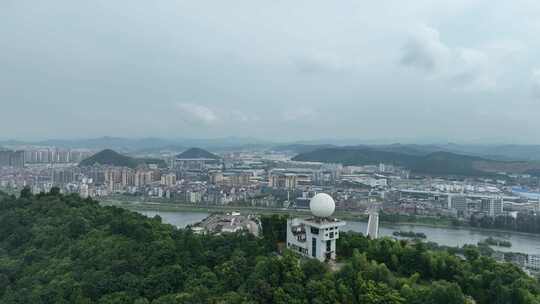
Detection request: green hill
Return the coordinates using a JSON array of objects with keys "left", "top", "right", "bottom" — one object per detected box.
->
[
  {"left": 79, "top": 149, "right": 166, "bottom": 168},
  {"left": 293, "top": 147, "right": 540, "bottom": 176},
  {"left": 176, "top": 147, "right": 220, "bottom": 159},
  {"left": 0, "top": 189, "right": 538, "bottom": 303},
  {"left": 271, "top": 144, "right": 338, "bottom": 154}
]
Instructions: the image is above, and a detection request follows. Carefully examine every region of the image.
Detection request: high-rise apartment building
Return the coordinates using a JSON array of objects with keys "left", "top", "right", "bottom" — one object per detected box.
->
[
  {"left": 0, "top": 150, "right": 25, "bottom": 168},
  {"left": 481, "top": 197, "right": 504, "bottom": 217},
  {"left": 450, "top": 195, "right": 468, "bottom": 212},
  {"left": 160, "top": 173, "right": 177, "bottom": 187},
  {"left": 269, "top": 173, "right": 297, "bottom": 189}
]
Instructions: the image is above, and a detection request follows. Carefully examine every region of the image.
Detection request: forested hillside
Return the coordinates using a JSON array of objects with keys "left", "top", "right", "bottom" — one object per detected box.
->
[
  {"left": 176, "top": 148, "right": 220, "bottom": 160},
  {"left": 0, "top": 190, "right": 539, "bottom": 303},
  {"left": 292, "top": 147, "right": 540, "bottom": 177},
  {"left": 79, "top": 149, "right": 167, "bottom": 169}
]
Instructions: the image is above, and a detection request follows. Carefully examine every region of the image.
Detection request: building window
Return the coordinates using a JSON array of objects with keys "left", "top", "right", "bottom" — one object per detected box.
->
[
  {"left": 312, "top": 237, "right": 317, "bottom": 258},
  {"left": 311, "top": 227, "right": 319, "bottom": 235}
]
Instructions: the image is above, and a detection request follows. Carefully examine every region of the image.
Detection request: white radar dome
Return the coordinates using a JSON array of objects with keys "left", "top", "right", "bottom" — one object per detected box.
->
[{"left": 310, "top": 193, "right": 335, "bottom": 217}]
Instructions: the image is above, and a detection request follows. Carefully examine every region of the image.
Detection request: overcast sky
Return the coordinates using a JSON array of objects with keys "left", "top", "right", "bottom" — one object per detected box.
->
[{"left": 2, "top": 1, "right": 540, "bottom": 143}]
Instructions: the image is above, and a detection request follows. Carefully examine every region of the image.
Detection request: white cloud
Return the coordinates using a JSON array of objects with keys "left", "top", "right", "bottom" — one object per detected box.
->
[
  {"left": 400, "top": 26, "right": 449, "bottom": 72},
  {"left": 400, "top": 25, "right": 498, "bottom": 90},
  {"left": 175, "top": 103, "right": 219, "bottom": 125}
]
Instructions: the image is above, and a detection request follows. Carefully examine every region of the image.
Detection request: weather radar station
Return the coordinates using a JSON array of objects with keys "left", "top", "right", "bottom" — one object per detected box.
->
[{"left": 286, "top": 193, "right": 346, "bottom": 262}]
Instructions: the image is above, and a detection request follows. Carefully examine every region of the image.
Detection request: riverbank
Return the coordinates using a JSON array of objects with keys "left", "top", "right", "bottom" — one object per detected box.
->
[
  {"left": 102, "top": 199, "right": 369, "bottom": 220},
  {"left": 101, "top": 200, "right": 462, "bottom": 229},
  {"left": 102, "top": 200, "right": 540, "bottom": 238},
  {"left": 130, "top": 208, "right": 540, "bottom": 255}
]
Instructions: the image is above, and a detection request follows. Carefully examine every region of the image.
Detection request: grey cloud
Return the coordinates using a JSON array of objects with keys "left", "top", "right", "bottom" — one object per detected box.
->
[
  {"left": 282, "top": 108, "right": 319, "bottom": 121},
  {"left": 3, "top": 1, "right": 540, "bottom": 142},
  {"left": 230, "top": 110, "right": 259, "bottom": 123},
  {"left": 449, "top": 48, "right": 495, "bottom": 90},
  {"left": 400, "top": 26, "right": 447, "bottom": 71},
  {"left": 400, "top": 25, "right": 496, "bottom": 90},
  {"left": 293, "top": 53, "right": 350, "bottom": 74},
  {"left": 175, "top": 103, "right": 219, "bottom": 125},
  {"left": 533, "top": 69, "right": 540, "bottom": 99}
]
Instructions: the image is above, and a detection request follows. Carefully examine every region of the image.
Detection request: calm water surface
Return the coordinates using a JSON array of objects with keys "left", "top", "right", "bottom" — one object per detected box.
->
[
  {"left": 138, "top": 210, "right": 209, "bottom": 228},
  {"left": 137, "top": 210, "right": 540, "bottom": 255}
]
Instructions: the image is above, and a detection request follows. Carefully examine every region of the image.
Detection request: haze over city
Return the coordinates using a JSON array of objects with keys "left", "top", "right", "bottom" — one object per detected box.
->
[
  {"left": 3, "top": 1, "right": 540, "bottom": 143},
  {"left": 5, "top": 1, "right": 540, "bottom": 303}
]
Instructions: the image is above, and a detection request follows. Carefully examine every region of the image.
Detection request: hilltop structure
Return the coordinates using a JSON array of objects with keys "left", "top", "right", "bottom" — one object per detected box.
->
[{"left": 286, "top": 193, "right": 346, "bottom": 262}]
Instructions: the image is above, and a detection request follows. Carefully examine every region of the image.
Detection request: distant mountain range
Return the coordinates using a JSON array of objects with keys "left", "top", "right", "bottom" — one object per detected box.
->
[
  {"left": 4, "top": 136, "right": 540, "bottom": 162},
  {"left": 0, "top": 137, "right": 273, "bottom": 152},
  {"left": 431, "top": 143, "right": 540, "bottom": 161},
  {"left": 79, "top": 149, "right": 167, "bottom": 169},
  {"left": 292, "top": 147, "right": 540, "bottom": 177},
  {"left": 280, "top": 143, "right": 540, "bottom": 162}
]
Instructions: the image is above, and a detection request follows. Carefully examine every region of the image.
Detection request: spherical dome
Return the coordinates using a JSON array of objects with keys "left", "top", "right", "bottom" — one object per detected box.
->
[{"left": 310, "top": 193, "right": 335, "bottom": 217}]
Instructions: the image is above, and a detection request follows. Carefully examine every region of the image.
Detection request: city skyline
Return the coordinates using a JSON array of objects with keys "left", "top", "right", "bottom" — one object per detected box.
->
[
  {"left": 3, "top": 1, "right": 540, "bottom": 143},
  {"left": 3, "top": 1, "right": 540, "bottom": 301}
]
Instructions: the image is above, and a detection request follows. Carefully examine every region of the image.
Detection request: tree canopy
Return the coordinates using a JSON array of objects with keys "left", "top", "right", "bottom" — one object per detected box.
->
[{"left": 0, "top": 189, "right": 538, "bottom": 303}]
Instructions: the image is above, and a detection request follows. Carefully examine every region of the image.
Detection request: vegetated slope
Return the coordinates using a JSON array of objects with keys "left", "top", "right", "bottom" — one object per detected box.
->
[
  {"left": 365, "top": 143, "right": 446, "bottom": 156},
  {"left": 294, "top": 147, "right": 417, "bottom": 166},
  {"left": 272, "top": 143, "right": 441, "bottom": 156},
  {"left": 271, "top": 144, "right": 338, "bottom": 154},
  {"left": 375, "top": 143, "right": 540, "bottom": 161},
  {"left": 415, "top": 152, "right": 485, "bottom": 176},
  {"left": 176, "top": 147, "right": 220, "bottom": 159},
  {"left": 438, "top": 143, "right": 540, "bottom": 161},
  {"left": 79, "top": 149, "right": 166, "bottom": 168},
  {"left": 293, "top": 147, "right": 540, "bottom": 176},
  {"left": 0, "top": 190, "right": 538, "bottom": 303}
]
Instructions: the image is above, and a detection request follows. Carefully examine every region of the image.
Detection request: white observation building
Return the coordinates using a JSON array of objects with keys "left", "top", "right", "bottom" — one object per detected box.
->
[{"left": 286, "top": 193, "right": 346, "bottom": 262}]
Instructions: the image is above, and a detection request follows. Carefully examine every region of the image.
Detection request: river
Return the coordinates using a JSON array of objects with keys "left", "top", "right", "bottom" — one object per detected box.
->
[{"left": 138, "top": 210, "right": 540, "bottom": 255}]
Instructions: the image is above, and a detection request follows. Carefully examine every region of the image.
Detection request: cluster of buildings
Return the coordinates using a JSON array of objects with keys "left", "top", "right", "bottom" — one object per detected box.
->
[
  {"left": 447, "top": 195, "right": 504, "bottom": 217},
  {"left": 24, "top": 149, "right": 92, "bottom": 164},
  {"left": 492, "top": 252, "right": 540, "bottom": 277},
  {"left": 2, "top": 147, "right": 540, "bottom": 221},
  {"left": 385, "top": 174, "right": 540, "bottom": 220},
  {"left": 0, "top": 150, "right": 25, "bottom": 168},
  {"left": 0, "top": 148, "right": 92, "bottom": 167}
]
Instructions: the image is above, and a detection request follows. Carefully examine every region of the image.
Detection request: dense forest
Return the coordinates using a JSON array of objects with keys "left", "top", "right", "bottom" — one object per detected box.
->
[{"left": 0, "top": 189, "right": 539, "bottom": 303}]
